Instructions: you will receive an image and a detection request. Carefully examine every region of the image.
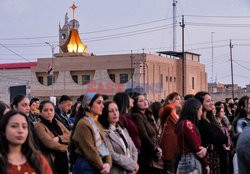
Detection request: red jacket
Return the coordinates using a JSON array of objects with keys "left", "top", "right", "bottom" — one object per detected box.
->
[
  {"left": 159, "top": 104, "right": 179, "bottom": 161},
  {"left": 177, "top": 120, "right": 208, "bottom": 167}
]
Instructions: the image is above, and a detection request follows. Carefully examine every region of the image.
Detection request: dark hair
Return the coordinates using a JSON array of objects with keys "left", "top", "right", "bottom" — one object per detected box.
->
[
  {"left": 215, "top": 106, "right": 223, "bottom": 117},
  {"left": 99, "top": 101, "right": 122, "bottom": 129},
  {"left": 70, "top": 101, "right": 81, "bottom": 118},
  {"left": 131, "top": 93, "right": 144, "bottom": 113},
  {"left": 30, "top": 97, "right": 39, "bottom": 106},
  {"left": 59, "top": 95, "right": 72, "bottom": 104},
  {"left": 215, "top": 101, "right": 223, "bottom": 107},
  {"left": 69, "top": 93, "right": 103, "bottom": 168},
  {"left": 150, "top": 102, "right": 162, "bottom": 121},
  {"left": 131, "top": 94, "right": 154, "bottom": 122},
  {"left": 232, "top": 96, "right": 249, "bottom": 127},
  {"left": 184, "top": 94, "right": 194, "bottom": 101},
  {"left": 39, "top": 100, "right": 55, "bottom": 112},
  {"left": 113, "top": 92, "right": 129, "bottom": 115},
  {"left": 0, "top": 110, "right": 44, "bottom": 174},
  {"left": 77, "top": 95, "right": 86, "bottom": 102},
  {"left": 0, "top": 101, "right": 10, "bottom": 117},
  {"left": 194, "top": 91, "right": 215, "bottom": 123},
  {"left": 194, "top": 91, "right": 210, "bottom": 105},
  {"left": 102, "top": 94, "right": 109, "bottom": 101},
  {"left": 225, "top": 98, "right": 232, "bottom": 104},
  {"left": 164, "top": 92, "right": 180, "bottom": 105},
  {"left": 177, "top": 98, "right": 202, "bottom": 129},
  {"left": 10, "top": 94, "right": 26, "bottom": 109}
]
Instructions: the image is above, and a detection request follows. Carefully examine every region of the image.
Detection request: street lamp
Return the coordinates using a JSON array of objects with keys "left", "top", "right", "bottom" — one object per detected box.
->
[
  {"left": 45, "top": 42, "right": 58, "bottom": 58},
  {"left": 44, "top": 42, "right": 58, "bottom": 97}
]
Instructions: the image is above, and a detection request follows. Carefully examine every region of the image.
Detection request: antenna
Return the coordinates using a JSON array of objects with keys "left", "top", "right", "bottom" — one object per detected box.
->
[{"left": 173, "top": 0, "right": 177, "bottom": 51}]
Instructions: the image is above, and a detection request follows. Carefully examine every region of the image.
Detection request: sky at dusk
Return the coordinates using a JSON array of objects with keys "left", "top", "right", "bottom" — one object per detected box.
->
[{"left": 1, "top": 0, "right": 250, "bottom": 87}]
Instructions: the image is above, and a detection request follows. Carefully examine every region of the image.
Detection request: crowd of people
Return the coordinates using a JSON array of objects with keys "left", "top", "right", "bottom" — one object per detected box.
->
[{"left": 0, "top": 91, "right": 249, "bottom": 174}]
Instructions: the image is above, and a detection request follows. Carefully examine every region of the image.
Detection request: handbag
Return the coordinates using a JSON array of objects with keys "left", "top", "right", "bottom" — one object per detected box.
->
[{"left": 150, "top": 122, "right": 167, "bottom": 170}]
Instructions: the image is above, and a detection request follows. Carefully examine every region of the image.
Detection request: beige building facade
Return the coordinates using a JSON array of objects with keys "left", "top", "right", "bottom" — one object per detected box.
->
[{"left": 30, "top": 52, "right": 207, "bottom": 101}]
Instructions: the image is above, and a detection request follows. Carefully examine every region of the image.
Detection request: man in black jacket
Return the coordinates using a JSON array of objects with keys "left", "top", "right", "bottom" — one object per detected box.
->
[{"left": 55, "top": 95, "right": 73, "bottom": 130}]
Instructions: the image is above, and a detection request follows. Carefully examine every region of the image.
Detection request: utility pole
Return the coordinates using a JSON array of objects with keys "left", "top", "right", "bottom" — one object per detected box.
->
[
  {"left": 211, "top": 32, "right": 214, "bottom": 84},
  {"left": 173, "top": 0, "right": 177, "bottom": 51},
  {"left": 230, "top": 40, "right": 235, "bottom": 99},
  {"left": 45, "top": 42, "right": 58, "bottom": 97},
  {"left": 130, "top": 50, "right": 134, "bottom": 90},
  {"left": 142, "top": 49, "right": 146, "bottom": 93},
  {"left": 180, "top": 15, "right": 185, "bottom": 97}
]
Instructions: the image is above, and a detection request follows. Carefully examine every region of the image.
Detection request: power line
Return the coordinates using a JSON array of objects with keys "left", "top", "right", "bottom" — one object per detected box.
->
[
  {"left": 186, "top": 22, "right": 250, "bottom": 28},
  {"left": 85, "top": 25, "right": 174, "bottom": 43},
  {"left": 81, "top": 16, "right": 179, "bottom": 34},
  {"left": 233, "top": 60, "right": 250, "bottom": 71},
  {"left": 234, "top": 74, "right": 250, "bottom": 79},
  {"left": 186, "top": 44, "right": 228, "bottom": 51},
  {"left": 0, "top": 43, "right": 31, "bottom": 62},
  {"left": 233, "top": 59, "right": 250, "bottom": 63},
  {"left": 0, "top": 24, "right": 174, "bottom": 48},
  {"left": 85, "top": 24, "right": 173, "bottom": 41},
  {"left": 0, "top": 17, "right": 178, "bottom": 41},
  {"left": 185, "top": 14, "right": 250, "bottom": 18}
]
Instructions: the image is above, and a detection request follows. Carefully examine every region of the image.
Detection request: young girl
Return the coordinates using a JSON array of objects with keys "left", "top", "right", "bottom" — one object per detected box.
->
[
  {"left": 0, "top": 110, "right": 52, "bottom": 174},
  {"left": 11, "top": 95, "right": 40, "bottom": 149}
]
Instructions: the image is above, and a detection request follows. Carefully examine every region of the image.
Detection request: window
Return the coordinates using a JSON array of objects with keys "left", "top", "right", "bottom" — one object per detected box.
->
[
  {"left": 47, "top": 75, "right": 53, "bottom": 86},
  {"left": 166, "top": 76, "right": 168, "bottom": 82},
  {"left": 82, "top": 75, "right": 90, "bottom": 85},
  {"left": 160, "top": 74, "right": 163, "bottom": 88},
  {"left": 38, "top": 76, "right": 43, "bottom": 85},
  {"left": 174, "top": 77, "right": 176, "bottom": 82},
  {"left": 109, "top": 74, "right": 115, "bottom": 82},
  {"left": 72, "top": 75, "right": 78, "bottom": 83},
  {"left": 192, "top": 77, "right": 195, "bottom": 89},
  {"left": 170, "top": 77, "right": 172, "bottom": 82},
  {"left": 61, "top": 34, "right": 66, "bottom": 39},
  {"left": 120, "top": 74, "right": 128, "bottom": 83}
]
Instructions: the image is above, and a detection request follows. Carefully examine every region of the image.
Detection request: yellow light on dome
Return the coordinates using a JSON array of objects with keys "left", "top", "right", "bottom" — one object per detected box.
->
[{"left": 66, "top": 29, "right": 87, "bottom": 53}]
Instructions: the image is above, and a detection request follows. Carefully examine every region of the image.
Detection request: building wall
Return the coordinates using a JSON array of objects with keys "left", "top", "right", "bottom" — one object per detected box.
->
[
  {"left": 30, "top": 53, "right": 207, "bottom": 101},
  {"left": 0, "top": 68, "right": 32, "bottom": 104}
]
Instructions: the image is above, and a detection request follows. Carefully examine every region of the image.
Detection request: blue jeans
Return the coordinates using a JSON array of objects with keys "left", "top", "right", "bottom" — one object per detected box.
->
[
  {"left": 73, "top": 156, "right": 99, "bottom": 174},
  {"left": 177, "top": 153, "right": 202, "bottom": 174}
]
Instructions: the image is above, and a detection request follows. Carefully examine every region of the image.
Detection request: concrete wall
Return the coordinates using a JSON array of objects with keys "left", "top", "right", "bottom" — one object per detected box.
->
[{"left": 0, "top": 68, "right": 32, "bottom": 104}]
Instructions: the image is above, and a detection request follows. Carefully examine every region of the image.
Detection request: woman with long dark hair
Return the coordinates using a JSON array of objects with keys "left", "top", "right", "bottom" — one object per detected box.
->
[
  {"left": 70, "top": 93, "right": 112, "bottom": 174},
  {"left": 99, "top": 101, "right": 139, "bottom": 174},
  {"left": 11, "top": 95, "right": 30, "bottom": 117},
  {"left": 35, "top": 100, "right": 70, "bottom": 174},
  {"left": 176, "top": 98, "right": 209, "bottom": 174},
  {"left": 0, "top": 110, "right": 52, "bottom": 174},
  {"left": 131, "top": 94, "right": 162, "bottom": 174},
  {"left": 195, "top": 91, "right": 227, "bottom": 174},
  {"left": 11, "top": 94, "right": 40, "bottom": 149},
  {"left": 232, "top": 96, "right": 250, "bottom": 135},
  {"left": 215, "top": 106, "right": 231, "bottom": 174}
]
